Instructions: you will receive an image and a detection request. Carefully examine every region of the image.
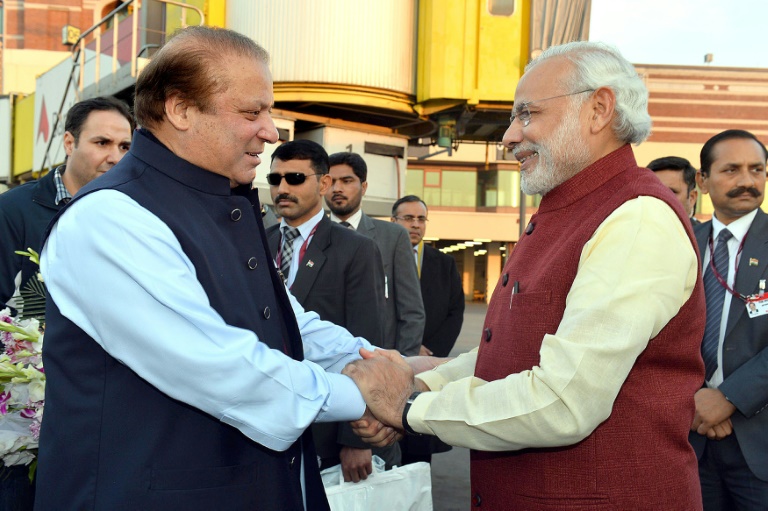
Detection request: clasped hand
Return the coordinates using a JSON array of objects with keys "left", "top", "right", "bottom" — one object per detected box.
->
[
  {"left": 691, "top": 388, "right": 737, "bottom": 440},
  {"left": 342, "top": 348, "right": 433, "bottom": 447}
]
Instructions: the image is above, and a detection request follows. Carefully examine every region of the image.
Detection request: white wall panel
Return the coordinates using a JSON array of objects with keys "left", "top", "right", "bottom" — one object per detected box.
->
[{"left": 228, "top": 0, "right": 416, "bottom": 94}]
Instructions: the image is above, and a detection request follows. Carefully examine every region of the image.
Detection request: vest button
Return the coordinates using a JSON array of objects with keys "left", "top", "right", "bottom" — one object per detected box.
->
[
  {"left": 484, "top": 328, "right": 492, "bottom": 342},
  {"left": 247, "top": 257, "right": 258, "bottom": 269},
  {"left": 289, "top": 456, "right": 296, "bottom": 469},
  {"left": 230, "top": 208, "right": 243, "bottom": 221},
  {"left": 502, "top": 273, "right": 509, "bottom": 286},
  {"left": 525, "top": 222, "right": 535, "bottom": 235},
  {"left": 473, "top": 493, "right": 482, "bottom": 507},
  {"left": 263, "top": 307, "right": 271, "bottom": 319}
]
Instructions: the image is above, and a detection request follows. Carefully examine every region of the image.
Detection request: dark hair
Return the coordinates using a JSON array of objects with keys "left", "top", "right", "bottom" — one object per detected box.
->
[
  {"left": 65, "top": 96, "right": 134, "bottom": 142},
  {"left": 646, "top": 156, "right": 697, "bottom": 193},
  {"left": 700, "top": 129, "right": 768, "bottom": 176},
  {"left": 135, "top": 26, "right": 269, "bottom": 130},
  {"left": 328, "top": 152, "right": 367, "bottom": 183},
  {"left": 392, "top": 195, "right": 428, "bottom": 217},
  {"left": 271, "top": 139, "right": 329, "bottom": 175}
]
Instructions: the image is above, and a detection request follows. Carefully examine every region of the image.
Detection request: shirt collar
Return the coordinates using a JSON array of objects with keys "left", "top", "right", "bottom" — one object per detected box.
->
[
  {"left": 53, "top": 165, "right": 72, "bottom": 205},
  {"left": 280, "top": 208, "right": 325, "bottom": 240},
  {"left": 329, "top": 208, "right": 362, "bottom": 230},
  {"left": 711, "top": 208, "right": 758, "bottom": 245}
]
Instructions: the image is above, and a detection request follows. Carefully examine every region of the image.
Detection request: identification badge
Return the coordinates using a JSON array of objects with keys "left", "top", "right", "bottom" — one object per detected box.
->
[{"left": 746, "top": 293, "right": 768, "bottom": 318}]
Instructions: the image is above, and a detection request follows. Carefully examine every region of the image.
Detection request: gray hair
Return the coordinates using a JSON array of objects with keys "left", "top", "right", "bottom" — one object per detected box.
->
[{"left": 527, "top": 41, "right": 652, "bottom": 145}]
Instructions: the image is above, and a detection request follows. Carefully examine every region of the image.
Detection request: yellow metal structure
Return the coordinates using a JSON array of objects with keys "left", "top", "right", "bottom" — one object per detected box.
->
[
  {"left": 13, "top": 94, "right": 34, "bottom": 179},
  {"left": 164, "top": 0, "right": 207, "bottom": 35},
  {"left": 205, "top": 0, "right": 227, "bottom": 28},
  {"left": 416, "top": 0, "right": 529, "bottom": 112}
]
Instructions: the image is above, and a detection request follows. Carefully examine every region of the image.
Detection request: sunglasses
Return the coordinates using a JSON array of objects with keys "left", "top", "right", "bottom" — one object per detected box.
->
[{"left": 266, "top": 172, "right": 323, "bottom": 186}]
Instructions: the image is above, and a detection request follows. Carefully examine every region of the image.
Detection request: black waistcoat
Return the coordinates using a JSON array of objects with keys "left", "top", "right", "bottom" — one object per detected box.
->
[{"left": 35, "top": 130, "right": 329, "bottom": 511}]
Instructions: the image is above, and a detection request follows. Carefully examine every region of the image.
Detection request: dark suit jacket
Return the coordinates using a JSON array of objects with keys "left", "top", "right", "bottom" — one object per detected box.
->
[
  {"left": 690, "top": 209, "right": 768, "bottom": 480},
  {"left": 267, "top": 216, "right": 399, "bottom": 467},
  {"left": 357, "top": 213, "right": 425, "bottom": 355},
  {"left": 420, "top": 244, "right": 465, "bottom": 357},
  {"left": 0, "top": 168, "right": 63, "bottom": 305},
  {"left": 268, "top": 216, "right": 384, "bottom": 345}
]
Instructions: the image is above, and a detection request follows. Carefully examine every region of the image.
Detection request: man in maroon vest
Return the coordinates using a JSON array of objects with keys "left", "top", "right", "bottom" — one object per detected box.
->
[{"left": 346, "top": 41, "right": 706, "bottom": 510}]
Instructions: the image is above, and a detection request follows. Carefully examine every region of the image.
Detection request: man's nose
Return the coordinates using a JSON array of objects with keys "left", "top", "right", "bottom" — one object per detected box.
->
[
  {"left": 501, "top": 120, "right": 522, "bottom": 150},
  {"left": 106, "top": 145, "right": 122, "bottom": 164},
  {"left": 259, "top": 116, "right": 279, "bottom": 144}
]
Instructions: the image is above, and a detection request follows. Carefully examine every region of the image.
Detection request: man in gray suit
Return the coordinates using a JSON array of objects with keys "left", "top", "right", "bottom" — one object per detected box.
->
[
  {"left": 325, "top": 152, "right": 425, "bottom": 356},
  {"left": 691, "top": 129, "right": 768, "bottom": 509},
  {"left": 265, "top": 140, "right": 400, "bottom": 482}
]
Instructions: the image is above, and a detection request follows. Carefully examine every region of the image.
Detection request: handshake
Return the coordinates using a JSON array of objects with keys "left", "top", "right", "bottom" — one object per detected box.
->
[{"left": 341, "top": 349, "right": 444, "bottom": 446}]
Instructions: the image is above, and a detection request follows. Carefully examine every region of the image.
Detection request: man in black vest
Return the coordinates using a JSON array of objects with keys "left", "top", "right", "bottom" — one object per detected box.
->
[{"left": 35, "top": 26, "right": 409, "bottom": 511}]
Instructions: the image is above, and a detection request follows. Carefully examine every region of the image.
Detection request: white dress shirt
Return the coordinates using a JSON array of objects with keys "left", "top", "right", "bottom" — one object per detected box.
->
[
  {"left": 279, "top": 208, "right": 325, "bottom": 289},
  {"left": 329, "top": 209, "right": 363, "bottom": 230},
  {"left": 702, "top": 208, "right": 758, "bottom": 388}
]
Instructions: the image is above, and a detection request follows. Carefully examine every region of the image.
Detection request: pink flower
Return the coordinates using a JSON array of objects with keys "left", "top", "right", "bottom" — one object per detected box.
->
[{"left": 0, "top": 392, "right": 10, "bottom": 415}]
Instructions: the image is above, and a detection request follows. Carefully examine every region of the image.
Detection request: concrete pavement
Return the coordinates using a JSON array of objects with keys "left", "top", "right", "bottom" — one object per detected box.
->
[{"left": 429, "top": 302, "right": 487, "bottom": 510}]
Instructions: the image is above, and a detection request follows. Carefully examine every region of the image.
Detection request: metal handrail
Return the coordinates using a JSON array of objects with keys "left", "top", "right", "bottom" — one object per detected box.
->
[
  {"left": 40, "top": 0, "right": 137, "bottom": 173},
  {"left": 39, "top": 0, "right": 205, "bottom": 174}
]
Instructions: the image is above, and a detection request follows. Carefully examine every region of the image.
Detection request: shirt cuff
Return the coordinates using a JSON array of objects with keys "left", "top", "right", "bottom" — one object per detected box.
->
[
  {"left": 415, "top": 370, "right": 449, "bottom": 391},
  {"left": 314, "top": 373, "right": 366, "bottom": 423},
  {"left": 403, "top": 391, "right": 438, "bottom": 436}
]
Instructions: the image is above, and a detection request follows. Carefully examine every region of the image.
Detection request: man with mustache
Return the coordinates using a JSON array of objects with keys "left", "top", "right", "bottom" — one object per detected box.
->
[
  {"left": 265, "top": 139, "right": 399, "bottom": 481},
  {"left": 345, "top": 41, "right": 706, "bottom": 509},
  {"left": 690, "top": 129, "right": 768, "bottom": 509},
  {"left": 325, "top": 152, "right": 425, "bottom": 356}
]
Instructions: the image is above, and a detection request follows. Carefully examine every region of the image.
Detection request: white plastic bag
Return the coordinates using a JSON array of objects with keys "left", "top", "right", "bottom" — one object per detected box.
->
[{"left": 321, "top": 456, "right": 433, "bottom": 511}]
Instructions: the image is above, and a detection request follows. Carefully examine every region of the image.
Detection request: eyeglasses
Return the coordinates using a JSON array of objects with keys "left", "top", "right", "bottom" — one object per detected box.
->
[
  {"left": 509, "top": 89, "right": 594, "bottom": 127},
  {"left": 393, "top": 215, "right": 428, "bottom": 224},
  {"left": 266, "top": 172, "right": 323, "bottom": 186}
]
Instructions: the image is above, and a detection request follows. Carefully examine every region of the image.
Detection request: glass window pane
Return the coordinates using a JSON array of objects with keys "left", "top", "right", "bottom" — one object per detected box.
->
[
  {"left": 441, "top": 171, "right": 476, "bottom": 207},
  {"left": 425, "top": 170, "right": 441, "bottom": 187},
  {"left": 405, "top": 169, "right": 424, "bottom": 198},
  {"left": 498, "top": 170, "right": 516, "bottom": 207}
]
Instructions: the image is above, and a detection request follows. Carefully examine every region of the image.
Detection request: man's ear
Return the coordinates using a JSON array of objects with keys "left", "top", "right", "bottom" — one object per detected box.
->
[
  {"left": 63, "top": 131, "right": 76, "bottom": 157},
  {"left": 588, "top": 86, "right": 616, "bottom": 134},
  {"left": 318, "top": 173, "right": 332, "bottom": 195},
  {"left": 361, "top": 180, "right": 368, "bottom": 196},
  {"left": 688, "top": 188, "right": 699, "bottom": 214},
  {"left": 696, "top": 170, "right": 710, "bottom": 195},
  {"left": 164, "top": 94, "right": 192, "bottom": 131}
]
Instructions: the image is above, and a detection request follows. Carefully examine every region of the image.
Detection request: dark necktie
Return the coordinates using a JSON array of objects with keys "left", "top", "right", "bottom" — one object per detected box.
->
[
  {"left": 280, "top": 226, "right": 300, "bottom": 278},
  {"left": 339, "top": 221, "right": 354, "bottom": 230},
  {"left": 702, "top": 228, "right": 733, "bottom": 381}
]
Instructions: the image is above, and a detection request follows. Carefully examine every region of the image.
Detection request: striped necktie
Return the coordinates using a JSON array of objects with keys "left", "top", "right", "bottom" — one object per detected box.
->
[
  {"left": 702, "top": 228, "right": 733, "bottom": 381},
  {"left": 280, "top": 226, "right": 300, "bottom": 279}
]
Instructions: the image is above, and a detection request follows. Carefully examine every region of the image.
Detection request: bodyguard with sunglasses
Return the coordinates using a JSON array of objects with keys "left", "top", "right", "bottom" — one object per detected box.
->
[{"left": 265, "top": 139, "right": 399, "bottom": 483}]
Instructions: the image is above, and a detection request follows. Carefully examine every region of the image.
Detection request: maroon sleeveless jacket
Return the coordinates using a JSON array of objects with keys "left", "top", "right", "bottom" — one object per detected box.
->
[{"left": 471, "top": 145, "right": 705, "bottom": 510}]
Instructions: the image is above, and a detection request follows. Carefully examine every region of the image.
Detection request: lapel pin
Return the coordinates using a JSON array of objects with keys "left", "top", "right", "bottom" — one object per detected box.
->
[
  {"left": 306, "top": 260, "right": 314, "bottom": 268},
  {"left": 749, "top": 258, "right": 759, "bottom": 266}
]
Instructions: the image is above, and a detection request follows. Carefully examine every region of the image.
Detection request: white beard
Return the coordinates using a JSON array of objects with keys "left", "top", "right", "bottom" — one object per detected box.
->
[{"left": 519, "top": 108, "right": 592, "bottom": 196}]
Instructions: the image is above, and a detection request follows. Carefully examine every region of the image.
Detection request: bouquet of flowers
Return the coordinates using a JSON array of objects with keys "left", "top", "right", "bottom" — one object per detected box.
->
[{"left": 0, "top": 249, "right": 46, "bottom": 470}]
